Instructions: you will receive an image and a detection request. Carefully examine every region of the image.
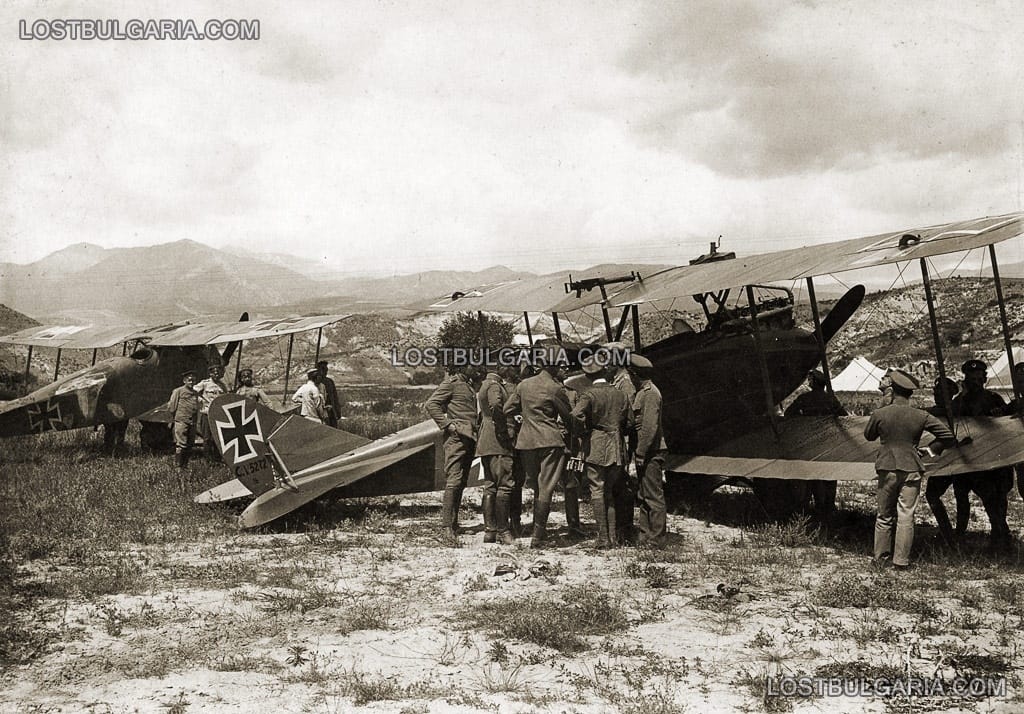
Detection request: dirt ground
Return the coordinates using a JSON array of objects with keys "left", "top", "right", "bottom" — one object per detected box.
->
[{"left": 3, "top": 484, "right": 1023, "bottom": 714}]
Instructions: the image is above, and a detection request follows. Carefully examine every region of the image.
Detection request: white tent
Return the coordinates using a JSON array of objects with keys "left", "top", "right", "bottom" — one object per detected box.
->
[
  {"left": 831, "top": 356, "right": 887, "bottom": 392},
  {"left": 988, "top": 346, "right": 1024, "bottom": 389}
]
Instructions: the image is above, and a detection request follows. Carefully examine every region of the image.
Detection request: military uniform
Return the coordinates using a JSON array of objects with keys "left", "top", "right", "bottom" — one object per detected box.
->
[
  {"left": 425, "top": 371, "right": 478, "bottom": 536},
  {"left": 923, "top": 384, "right": 972, "bottom": 545},
  {"left": 632, "top": 375, "right": 668, "bottom": 548},
  {"left": 611, "top": 366, "right": 638, "bottom": 543},
  {"left": 235, "top": 369, "right": 271, "bottom": 405},
  {"left": 476, "top": 371, "right": 514, "bottom": 544},
  {"left": 317, "top": 362, "right": 341, "bottom": 428},
  {"left": 292, "top": 375, "right": 326, "bottom": 422},
  {"left": 168, "top": 375, "right": 200, "bottom": 468},
  {"left": 504, "top": 368, "right": 572, "bottom": 548},
  {"left": 864, "top": 371, "right": 955, "bottom": 567},
  {"left": 784, "top": 375, "right": 847, "bottom": 517},
  {"left": 194, "top": 371, "right": 227, "bottom": 459},
  {"left": 571, "top": 374, "right": 633, "bottom": 547},
  {"left": 949, "top": 369, "right": 1014, "bottom": 548}
]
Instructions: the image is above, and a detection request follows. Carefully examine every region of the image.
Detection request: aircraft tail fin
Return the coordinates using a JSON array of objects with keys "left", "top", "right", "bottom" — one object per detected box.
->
[{"left": 204, "top": 393, "right": 287, "bottom": 498}]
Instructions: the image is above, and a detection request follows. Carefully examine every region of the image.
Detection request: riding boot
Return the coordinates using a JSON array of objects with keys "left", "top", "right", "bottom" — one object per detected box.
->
[
  {"left": 441, "top": 488, "right": 459, "bottom": 536},
  {"left": 482, "top": 493, "right": 497, "bottom": 543},
  {"left": 495, "top": 496, "right": 515, "bottom": 545},
  {"left": 564, "top": 487, "right": 582, "bottom": 536},
  {"left": 510, "top": 489, "right": 523, "bottom": 538},
  {"left": 591, "top": 496, "right": 612, "bottom": 548},
  {"left": 530, "top": 500, "right": 551, "bottom": 549},
  {"left": 452, "top": 486, "right": 465, "bottom": 534}
]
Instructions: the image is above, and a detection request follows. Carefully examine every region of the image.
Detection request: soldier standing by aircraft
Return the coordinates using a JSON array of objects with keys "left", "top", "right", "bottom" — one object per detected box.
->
[
  {"left": 317, "top": 360, "right": 341, "bottom": 428},
  {"left": 607, "top": 343, "right": 638, "bottom": 545},
  {"left": 425, "top": 365, "right": 478, "bottom": 538},
  {"left": 477, "top": 360, "right": 514, "bottom": 544},
  {"left": 864, "top": 369, "right": 955, "bottom": 570},
  {"left": 167, "top": 370, "right": 200, "bottom": 471},
  {"left": 194, "top": 363, "right": 228, "bottom": 459},
  {"left": 292, "top": 369, "right": 328, "bottom": 422},
  {"left": 571, "top": 356, "right": 633, "bottom": 548},
  {"left": 629, "top": 354, "right": 669, "bottom": 548},
  {"left": 951, "top": 359, "right": 1014, "bottom": 550},
  {"left": 235, "top": 368, "right": 271, "bottom": 405},
  {"left": 924, "top": 376, "right": 972, "bottom": 546},
  {"left": 784, "top": 369, "right": 847, "bottom": 518},
  {"left": 504, "top": 346, "right": 573, "bottom": 549}
]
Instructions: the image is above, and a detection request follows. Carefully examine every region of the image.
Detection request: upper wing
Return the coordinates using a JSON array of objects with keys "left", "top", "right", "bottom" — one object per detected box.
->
[
  {"left": 0, "top": 324, "right": 143, "bottom": 349},
  {"left": 666, "top": 414, "right": 1024, "bottom": 481},
  {"left": 610, "top": 213, "right": 1023, "bottom": 307},
  {"left": 138, "top": 314, "right": 350, "bottom": 346}
]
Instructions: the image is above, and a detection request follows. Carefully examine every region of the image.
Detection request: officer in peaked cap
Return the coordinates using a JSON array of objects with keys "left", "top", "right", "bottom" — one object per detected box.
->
[
  {"left": 961, "top": 359, "right": 987, "bottom": 374},
  {"left": 626, "top": 352, "right": 668, "bottom": 547},
  {"left": 864, "top": 367, "right": 955, "bottom": 570},
  {"left": 167, "top": 369, "right": 200, "bottom": 470},
  {"left": 955, "top": 358, "right": 1004, "bottom": 417}
]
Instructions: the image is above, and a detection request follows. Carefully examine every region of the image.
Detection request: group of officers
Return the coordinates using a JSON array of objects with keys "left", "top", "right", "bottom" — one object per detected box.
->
[
  {"left": 167, "top": 360, "right": 341, "bottom": 468},
  {"left": 424, "top": 344, "right": 667, "bottom": 550}
]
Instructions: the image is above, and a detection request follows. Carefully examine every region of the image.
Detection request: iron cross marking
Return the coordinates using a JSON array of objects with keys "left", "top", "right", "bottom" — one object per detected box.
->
[
  {"left": 215, "top": 401, "right": 262, "bottom": 463},
  {"left": 28, "top": 399, "right": 64, "bottom": 433}
]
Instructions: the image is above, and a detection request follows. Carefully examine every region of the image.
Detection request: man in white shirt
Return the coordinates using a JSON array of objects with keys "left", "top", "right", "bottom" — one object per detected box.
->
[{"left": 292, "top": 369, "right": 327, "bottom": 423}]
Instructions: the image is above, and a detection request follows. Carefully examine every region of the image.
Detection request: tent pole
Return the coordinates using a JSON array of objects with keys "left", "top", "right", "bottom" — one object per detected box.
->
[
  {"left": 282, "top": 334, "right": 294, "bottom": 407},
  {"left": 920, "top": 258, "right": 954, "bottom": 431},
  {"left": 806, "top": 277, "right": 835, "bottom": 399},
  {"left": 988, "top": 244, "right": 1021, "bottom": 405},
  {"left": 746, "top": 285, "right": 779, "bottom": 437}
]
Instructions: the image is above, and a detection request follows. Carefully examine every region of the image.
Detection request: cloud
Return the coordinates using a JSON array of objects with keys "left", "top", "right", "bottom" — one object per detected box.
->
[{"left": 618, "top": 0, "right": 1024, "bottom": 177}]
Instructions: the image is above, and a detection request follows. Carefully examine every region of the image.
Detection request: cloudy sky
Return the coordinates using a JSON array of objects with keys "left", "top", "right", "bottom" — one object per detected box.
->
[{"left": 2, "top": 0, "right": 1022, "bottom": 275}]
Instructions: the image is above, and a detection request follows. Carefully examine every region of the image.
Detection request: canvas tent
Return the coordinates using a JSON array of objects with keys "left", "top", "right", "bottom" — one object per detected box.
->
[
  {"left": 987, "top": 346, "right": 1024, "bottom": 390},
  {"left": 831, "top": 356, "right": 887, "bottom": 392}
]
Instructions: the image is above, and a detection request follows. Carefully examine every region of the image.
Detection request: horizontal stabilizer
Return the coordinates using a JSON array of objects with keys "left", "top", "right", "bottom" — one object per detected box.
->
[
  {"left": 263, "top": 415, "right": 371, "bottom": 475},
  {"left": 194, "top": 478, "right": 255, "bottom": 503}
]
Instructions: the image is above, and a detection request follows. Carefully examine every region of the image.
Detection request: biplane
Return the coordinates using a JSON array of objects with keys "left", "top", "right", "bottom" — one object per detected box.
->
[
  {"left": 195, "top": 212, "right": 1024, "bottom": 528},
  {"left": 0, "top": 315, "right": 349, "bottom": 442}
]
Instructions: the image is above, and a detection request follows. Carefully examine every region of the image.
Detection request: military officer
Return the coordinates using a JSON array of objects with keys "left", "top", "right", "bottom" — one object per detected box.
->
[
  {"left": 317, "top": 360, "right": 341, "bottom": 428},
  {"left": 235, "top": 368, "right": 271, "bottom": 405},
  {"left": 292, "top": 369, "right": 327, "bottom": 422},
  {"left": 607, "top": 342, "right": 638, "bottom": 544},
  {"left": 504, "top": 345, "right": 573, "bottom": 548},
  {"left": 951, "top": 359, "right": 1014, "bottom": 549},
  {"left": 167, "top": 370, "right": 200, "bottom": 470},
  {"left": 194, "top": 363, "right": 228, "bottom": 460},
  {"left": 571, "top": 356, "right": 633, "bottom": 548},
  {"left": 864, "top": 369, "right": 955, "bottom": 570},
  {"left": 425, "top": 365, "right": 478, "bottom": 537},
  {"left": 477, "top": 360, "right": 515, "bottom": 544},
  {"left": 784, "top": 369, "right": 847, "bottom": 518},
  {"left": 629, "top": 354, "right": 669, "bottom": 548}
]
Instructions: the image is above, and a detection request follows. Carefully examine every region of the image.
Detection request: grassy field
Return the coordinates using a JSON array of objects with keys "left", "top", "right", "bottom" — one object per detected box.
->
[{"left": 2, "top": 392, "right": 1024, "bottom": 712}]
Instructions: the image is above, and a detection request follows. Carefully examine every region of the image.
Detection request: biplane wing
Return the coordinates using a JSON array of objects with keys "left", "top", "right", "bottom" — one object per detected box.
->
[
  {"left": 0, "top": 314, "right": 351, "bottom": 438},
  {"left": 665, "top": 415, "right": 1024, "bottom": 481},
  {"left": 199, "top": 394, "right": 483, "bottom": 528}
]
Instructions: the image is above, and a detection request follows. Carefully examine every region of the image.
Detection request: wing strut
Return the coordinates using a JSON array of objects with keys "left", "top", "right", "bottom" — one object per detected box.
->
[
  {"left": 53, "top": 349, "right": 62, "bottom": 381},
  {"left": 613, "top": 306, "right": 631, "bottom": 341},
  {"left": 552, "top": 313, "right": 562, "bottom": 341},
  {"left": 91, "top": 349, "right": 98, "bottom": 366},
  {"left": 806, "top": 277, "right": 836, "bottom": 400},
  {"left": 989, "top": 244, "right": 1021, "bottom": 406},
  {"left": 523, "top": 313, "right": 533, "bottom": 345},
  {"left": 233, "top": 339, "right": 244, "bottom": 389},
  {"left": 920, "top": 258, "right": 955, "bottom": 432},
  {"left": 281, "top": 333, "right": 294, "bottom": 407},
  {"left": 745, "top": 285, "right": 780, "bottom": 438},
  {"left": 23, "top": 345, "right": 32, "bottom": 395},
  {"left": 314, "top": 327, "right": 323, "bottom": 364},
  {"left": 631, "top": 305, "right": 641, "bottom": 350}
]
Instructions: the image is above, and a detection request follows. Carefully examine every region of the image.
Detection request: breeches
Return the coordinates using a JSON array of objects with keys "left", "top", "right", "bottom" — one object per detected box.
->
[
  {"left": 521, "top": 447, "right": 566, "bottom": 502},
  {"left": 443, "top": 434, "right": 475, "bottom": 490},
  {"left": 481, "top": 454, "right": 514, "bottom": 497}
]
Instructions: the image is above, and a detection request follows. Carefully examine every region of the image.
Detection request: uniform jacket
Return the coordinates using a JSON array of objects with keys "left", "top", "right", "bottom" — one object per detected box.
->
[
  {"left": 236, "top": 385, "right": 270, "bottom": 404},
  {"left": 504, "top": 369, "right": 572, "bottom": 450},
  {"left": 476, "top": 372, "right": 512, "bottom": 456},
  {"left": 193, "top": 378, "right": 227, "bottom": 414},
  {"left": 864, "top": 396, "right": 955, "bottom": 472},
  {"left": 318, "top": 375, "right": 340, "bottom": 414},
  {"left": 168, "top": 385, "right": 199, "bottom": 425},
  {"left": 612, "top": 368, "right": 636, "bottom": 404},
  {"left": 633, "top": 380, "right": 667, "bottom": 458},
  {"left": 952, "top": 387, "right": 1006, "bottom": 417},
  {"left": 571, "top": 379, "right": 632, "bottom": 466},
  {"left": 425, "top": 373, "right": 478, "bottom": 439},
  {"left": 784, "top": 389, "right": 847, "bottom": 417},
  {"left": 292, "top": 381, "right": 325, "bottom": 420}
]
